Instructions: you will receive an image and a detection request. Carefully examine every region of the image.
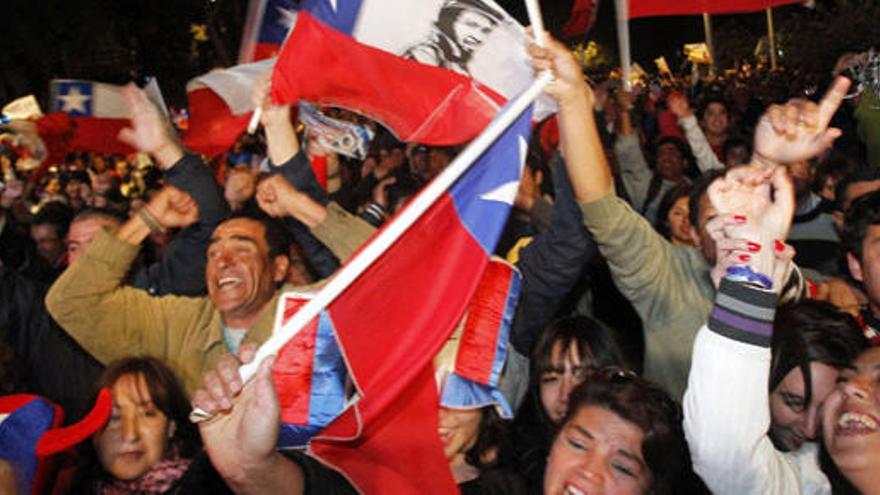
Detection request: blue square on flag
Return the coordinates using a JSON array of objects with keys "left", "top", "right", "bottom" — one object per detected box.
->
[{"left": 54, "top": 81, "right": 93, "bottom": 117}]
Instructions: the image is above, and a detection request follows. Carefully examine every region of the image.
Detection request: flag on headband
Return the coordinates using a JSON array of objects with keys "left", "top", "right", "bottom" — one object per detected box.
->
[
  {"left": 300, "top": 99, "right": 534, "bottom": 495},
  {"left": 0, "top": 390, "right": 111, "bottom": 495},
  {"left": 182, "top": 58, "right": 273, "bottom": 157},
  {"left": 271, "top": 12, "right": 505, "bottom": 145},
  {"left": 438, "top": 258, "right": 520, "bottom": 418},
  {"left": 298, "top": 102, "right": 374, "bottom": 160},
  {"left": 629, "top": 0, "right": 802, "bottom": 18},
  {"left": 295, "top": 0, "right": 556, "bottom": 120},
  {"left": 238, "top": 0, "right": 298, "bottom": 63},
  {"left": 271, "top": 292, "right": 347, "bottom": 449},
  {"left": 49, "top": 78, "right": 166, "bottom": 155}
]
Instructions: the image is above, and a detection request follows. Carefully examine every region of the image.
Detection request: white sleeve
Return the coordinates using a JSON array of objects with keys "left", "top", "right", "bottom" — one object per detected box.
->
[
  {"left": 678, "top": 114, "right": 724, "bottom": 173},
  {"left": 683, "top": 327, "right": 826, "bottom": 495},
  {"left": 613, "top": 133, "right": 651, "bottom": 211}
]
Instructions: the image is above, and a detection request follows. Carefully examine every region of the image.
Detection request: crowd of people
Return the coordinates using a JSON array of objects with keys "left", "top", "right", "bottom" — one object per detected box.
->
[{"left": 2, "top": 20, "right": 880, "bottom": 495}]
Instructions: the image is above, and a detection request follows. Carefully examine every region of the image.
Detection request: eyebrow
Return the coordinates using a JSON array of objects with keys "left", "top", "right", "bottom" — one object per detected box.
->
[
  {"left": 574, "top": 425, "right": 646, "bottom": 469},
  {"left": 209, "top": 235, "right": 259, "bottom": 247}
]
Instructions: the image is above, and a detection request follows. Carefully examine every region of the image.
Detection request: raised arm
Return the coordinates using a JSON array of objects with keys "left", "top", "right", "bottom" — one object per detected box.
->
[
  {"left": 119, "top": 84, "right": 230, "bottom": 296},
  {"left": 46, "top": 186, "right": 203, "bottom": 367},
  {"left": 668, "top": 91, "right": 724, "bottom": 172},
  {"left": 528, "top": 39, "right": 611, "bottom": 204},
  {"left": 685, "top": 80, "right": 849, "bottom": 495}
]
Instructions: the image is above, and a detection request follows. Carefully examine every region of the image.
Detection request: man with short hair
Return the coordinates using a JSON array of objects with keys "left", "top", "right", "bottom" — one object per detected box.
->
[{"left": 842, "top": 190, "right": 880, "bottom": 344}]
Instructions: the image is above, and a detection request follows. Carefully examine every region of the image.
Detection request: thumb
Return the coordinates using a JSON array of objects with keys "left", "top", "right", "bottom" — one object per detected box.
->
[{"left": 117, "top": 127, "right": 137, "bottom": 147}]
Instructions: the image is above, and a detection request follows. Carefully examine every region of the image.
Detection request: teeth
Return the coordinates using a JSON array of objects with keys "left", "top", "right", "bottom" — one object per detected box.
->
[
  {"left": 565, "top": 486, "right": 585, "bottom": 495},
  {"left": 218, "top": 277, "right": 240, "bottom": 287},
  {"left": 838, "top": 412, "right": 879, "bottom": 431}
]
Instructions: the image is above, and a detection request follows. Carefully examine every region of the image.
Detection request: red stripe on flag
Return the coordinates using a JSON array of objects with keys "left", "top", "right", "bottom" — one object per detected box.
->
[
  {"left": 68, "top": 117, "right": 134, "bottom": 155},
  {"left": 183, "top": 87, "right": 251, "bottom": 158},
  {"left": 454, "top": 260, "right": 513, "bottom": 385},
  {"left": 274, "top": 296, "right": 318, "bottom": 425},
  {"left": 271, "top": 13, "right": 505, "bottom": 146},
  {"left": 310, "top": 193, "right": 487, "bottom": 494},
  {"left": 630, "top": 0, "right": 802, "bottom": 18}
]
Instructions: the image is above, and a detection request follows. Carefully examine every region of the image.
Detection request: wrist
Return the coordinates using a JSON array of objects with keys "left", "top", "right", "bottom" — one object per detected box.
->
[
  {"left": 116, "top": 214, "right": 151, "bottom": 246},
  {"left": 153, "top": 140, "right": 184, "bottom": 170},
  {"left": 750, "top": 152, "right": 778, "bottom": 169}
]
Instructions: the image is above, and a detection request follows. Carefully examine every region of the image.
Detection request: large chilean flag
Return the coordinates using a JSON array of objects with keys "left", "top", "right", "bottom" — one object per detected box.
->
[{"left": 296, "top": 100, "right": 533, "bottom": 494}]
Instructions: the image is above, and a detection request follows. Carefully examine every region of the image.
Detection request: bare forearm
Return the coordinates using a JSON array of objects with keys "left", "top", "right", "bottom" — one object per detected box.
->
[
  {"left": 226, "top": 452, "right": 306, "bottom": 495},
  {"left": 558, "top": 88, "right": 613, "bottom": 203},
  {"left": 153, "top": 141, "right": 186, "bottom": 170},
  {"left": 265, "top": 120, "right": 300, "bottom": 166},
  {"left": 115, "top": 214, "right": 151, "bottom": 246}
]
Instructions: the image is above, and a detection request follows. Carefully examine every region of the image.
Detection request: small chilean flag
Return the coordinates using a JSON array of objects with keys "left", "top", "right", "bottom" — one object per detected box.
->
[
  {"left": 271, "top": 292, "right": 347, "bottom": 449},
  {"left": 439, "top": 258, "right": 521, "bottom": 418},
  {"left": 48, "top": 78, "right": 167, "bottom": 155}
]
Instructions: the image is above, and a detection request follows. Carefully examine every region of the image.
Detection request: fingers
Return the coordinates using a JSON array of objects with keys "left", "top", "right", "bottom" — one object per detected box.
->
[
  {"left": 705, "top": 213, "right": 745, "bottom": 243},
  {"left": 817, "top": 77, "right": 850, "bottom": 130},
  {"left": 117, "top": 127, "right": 137, "bottom": 147},
  {"left": 239, "top": 343, "right": 258, "bottom": 364},
  {"left": 201, "top": 353, "right": 245, "bottom": 412}
]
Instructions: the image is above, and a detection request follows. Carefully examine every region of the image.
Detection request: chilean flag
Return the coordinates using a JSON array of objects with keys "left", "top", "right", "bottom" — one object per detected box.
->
[
  {"left": 271, "top": 292, "right": 347, "bottom": 449},
  {"left": 271, "top": 12, "right": 504, "bottom": 145},
  {"left": 439, "top": 258, "right": 521, "bottom": 418},
  {"left": 182, "top": 58, "right": 273, "bottom": 158},
  {"left": 290, "top": 100, "right": 533, "bottom": 494},
  {"left": 49, "top": 79, "right": 166, "bottom": 155},
  {"left": 629, "top": 0, "right": 803, "bottom": 18},
  {"left": 238, "top": 0, "right": 298, "bottom": 63},
  {"left": 297, "top": 0, "right": 556, "bottom": 120}
]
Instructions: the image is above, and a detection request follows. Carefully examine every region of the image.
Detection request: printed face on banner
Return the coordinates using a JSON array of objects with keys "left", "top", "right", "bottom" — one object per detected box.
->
[{"left": 353, "top": 0, "right": 555, "bottom": 119}]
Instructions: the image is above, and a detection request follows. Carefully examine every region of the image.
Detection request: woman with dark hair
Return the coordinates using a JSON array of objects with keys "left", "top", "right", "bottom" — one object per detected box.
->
[
  {"left": 768, "top": 301, "right": 868, "bottom": 453},
  {"left": 513, "top": 316, "right": 626, "bottom": 494},
  {"left": 654, "top": 182, "right": 695, "bottom": 247},
  {"left": 543, "top": 369, "right": 690, "bottom": 495},
  {"left": 403, "top": 0, "right": 504, "bottom": 76},
  {"left": 71, "top": 356, "right": 200, "bottom": 493}
]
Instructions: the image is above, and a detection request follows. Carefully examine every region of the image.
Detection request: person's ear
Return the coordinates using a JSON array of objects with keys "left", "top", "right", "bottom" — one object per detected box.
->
[
  {"left": 272, "top": 255, "right": 290, "bottom": 283},
  {"left": 848, "top": 252, "right": 864, "bottom": 283}
]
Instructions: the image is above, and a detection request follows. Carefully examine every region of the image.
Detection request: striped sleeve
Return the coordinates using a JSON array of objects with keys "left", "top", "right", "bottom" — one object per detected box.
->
[{"left": 709, "top": 279, "right": 778, "bottom": 347}]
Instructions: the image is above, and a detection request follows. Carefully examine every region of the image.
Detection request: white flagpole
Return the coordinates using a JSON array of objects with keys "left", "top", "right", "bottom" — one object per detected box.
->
[
  {"left": 525, "top": 0, "right": 546, "bottom": 46},
  {"left": 702, "top": 13, "right": 716, "bottom": 77},
  {"left": 614, "top": 0, "right": 632, "bottom": 91},
  {"left": 232, "top": 74, "right": 552, "bottom": 385}
]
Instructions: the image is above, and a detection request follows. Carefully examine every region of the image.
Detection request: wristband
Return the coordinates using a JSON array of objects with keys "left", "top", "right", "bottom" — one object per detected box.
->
[
  {"left": 725, "top": 265, "right": 773, "bottom": 290},
  {"left": 137, "top": 206, "right": 166, "bottom": 234}
]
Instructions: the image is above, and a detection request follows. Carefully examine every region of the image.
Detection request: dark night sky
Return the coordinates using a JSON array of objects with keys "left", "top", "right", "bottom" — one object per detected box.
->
[{"left": 0, "top": 0, "right": 849, "bottom": 108}]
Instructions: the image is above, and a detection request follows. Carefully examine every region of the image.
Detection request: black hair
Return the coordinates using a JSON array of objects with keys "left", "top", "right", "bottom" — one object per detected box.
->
[
  {"left": 841, "top": 189, "right": 880, "bottom": 261},
  {"left": 71, "top": 356, "right": 200, "bottom": 491},
  {"left": 223, "top": 208, "right": 290, "bottom": 260},
  {"left": 697, "top": 96, "right": 730, "bottom": 123},
  {"left": 32, "top": 201, "right": 74, "bottom": 240},
  {"left": 834, "top": 165, "right": 880, "bottom": 211},
  {"left": 463, "top": 406, "right": 511, "bottom": 471},
  {"left": 721, "top": 136, "right": 752, "bottom": 165},
  {"left": 655, "top": 182, "right": 694, "bottom": 239},
  {"left": 688, "top": 169, "right": 725, "bottom": 229},
  {"left": 436, "top": 0, "right": 504, "bottom": 40},
  {"left": 72, "top": 206, "right": 127, "bottom": 227},
  {"left": 559, "top": 370, "right": 687, "bottom": 495},
  {"left": 769, "top": 300, "right": 867, "bottom": 438}
]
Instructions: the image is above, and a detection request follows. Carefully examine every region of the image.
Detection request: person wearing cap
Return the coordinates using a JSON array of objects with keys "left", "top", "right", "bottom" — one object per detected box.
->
[{"left": 404, "top": 0, "right": 505, "bottom": 76}]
